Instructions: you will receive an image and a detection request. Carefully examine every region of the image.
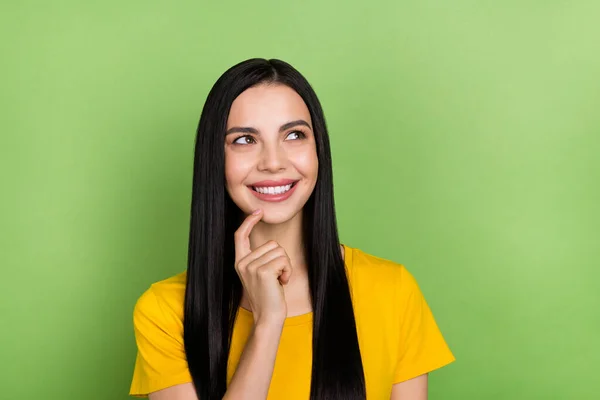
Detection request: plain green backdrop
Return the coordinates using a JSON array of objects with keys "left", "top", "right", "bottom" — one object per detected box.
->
[{"left": 1, "top": 1, "right": 599, "bottom": 399}]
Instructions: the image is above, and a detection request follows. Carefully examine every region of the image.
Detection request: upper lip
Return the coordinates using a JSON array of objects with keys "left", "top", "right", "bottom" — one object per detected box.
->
[{"left": 249, "top": 179, "right": 299, "bottom": 188}]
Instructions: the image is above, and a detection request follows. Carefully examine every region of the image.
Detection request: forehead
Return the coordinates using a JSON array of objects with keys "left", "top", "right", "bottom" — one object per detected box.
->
[{"left": 226, "top": 84, "right": 312, "bottom": 128}]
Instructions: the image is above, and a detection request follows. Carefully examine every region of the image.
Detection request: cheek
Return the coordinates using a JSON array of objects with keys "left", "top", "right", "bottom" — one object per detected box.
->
[
  {"left": 224, "top": 152, "right": 250, "bottom": 190},
  {"left": 292, "top": 148, "right": 319, "bottom": 178}
]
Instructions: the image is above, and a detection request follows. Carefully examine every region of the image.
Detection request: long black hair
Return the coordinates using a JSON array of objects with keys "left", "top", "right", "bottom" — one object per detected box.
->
[{"left": 183, "top": 58, "right": 366, "bottom": 399}]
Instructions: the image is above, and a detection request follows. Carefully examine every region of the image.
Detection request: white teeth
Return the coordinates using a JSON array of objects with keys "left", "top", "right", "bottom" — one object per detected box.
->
[{"left": 253, "top": 183, "right": 293, "bottom": 195}]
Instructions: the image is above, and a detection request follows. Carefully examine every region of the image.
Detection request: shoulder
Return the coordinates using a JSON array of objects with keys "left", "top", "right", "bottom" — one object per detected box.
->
[
  {"left": 344, "top": 245, "right": 418, "bottom": 296},
  {"left": 133, "top": 271, "right": 187, "bottom": 335},
  {"left": 129, "top": 271, "right": 192, "bottom": 396},
  {"left": 344, "top": 245, "right": 426, "bottom": 325}
]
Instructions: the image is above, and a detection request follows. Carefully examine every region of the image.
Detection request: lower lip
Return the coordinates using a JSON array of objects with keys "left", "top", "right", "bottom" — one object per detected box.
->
[{"left": 248, "top": 182, "right": 299, "bottom": 202}]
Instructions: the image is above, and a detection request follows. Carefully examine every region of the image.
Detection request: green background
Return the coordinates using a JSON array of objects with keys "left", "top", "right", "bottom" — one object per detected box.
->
[{"left": 1, "top": 1, "right": 598, "bottom": 399}]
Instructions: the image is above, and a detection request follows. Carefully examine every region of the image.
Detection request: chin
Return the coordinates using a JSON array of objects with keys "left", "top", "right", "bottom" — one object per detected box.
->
[{"left": 259, "top": 208, "right": 302, "bottom": 225}]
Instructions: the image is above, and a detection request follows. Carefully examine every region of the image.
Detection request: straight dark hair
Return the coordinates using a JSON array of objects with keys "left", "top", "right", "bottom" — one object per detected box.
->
[{"left": 183, "top": 58, "right": 366, "bottom": 399}]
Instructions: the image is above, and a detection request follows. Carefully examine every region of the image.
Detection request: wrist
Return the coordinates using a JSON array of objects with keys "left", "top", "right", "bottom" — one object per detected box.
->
[{"left": 253, "top": 318, "right": 285, "bottom": 336}]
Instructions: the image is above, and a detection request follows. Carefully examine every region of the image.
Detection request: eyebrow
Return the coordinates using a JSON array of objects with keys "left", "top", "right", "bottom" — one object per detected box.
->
[{"left": 225, "top": 119, "right": 312, "bottom": 136}]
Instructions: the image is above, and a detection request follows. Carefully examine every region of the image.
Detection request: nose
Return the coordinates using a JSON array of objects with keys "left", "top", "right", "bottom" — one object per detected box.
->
[{"left": 257, "top": 141, "right": 287, "bottom": 172}]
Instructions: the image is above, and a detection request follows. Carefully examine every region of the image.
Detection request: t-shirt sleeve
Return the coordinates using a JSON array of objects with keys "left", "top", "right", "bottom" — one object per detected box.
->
[
  {"left": 129, "top": 285, "right": 192, "bottom": 398},
  {"left": 393, "top": 267, "right": 455, "bottom": 383}
]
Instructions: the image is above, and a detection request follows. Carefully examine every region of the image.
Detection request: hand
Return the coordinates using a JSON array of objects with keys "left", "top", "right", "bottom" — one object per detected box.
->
[{"left": 234, "top": 209, "right": 293, "bottom": 326}]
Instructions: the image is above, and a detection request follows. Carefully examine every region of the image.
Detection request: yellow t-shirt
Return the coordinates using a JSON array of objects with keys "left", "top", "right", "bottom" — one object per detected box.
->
[{"left": 129, "top": 244, "right": 455, "bottom": 398}]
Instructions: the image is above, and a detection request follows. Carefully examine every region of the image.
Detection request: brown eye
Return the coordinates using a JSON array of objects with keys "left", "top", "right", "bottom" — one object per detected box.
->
[
  {"left": 233, "top": 135, "right": 256, "bottom": 145},
  {"left": 286, "top": 131, "right": 306, "bottom": 141}
]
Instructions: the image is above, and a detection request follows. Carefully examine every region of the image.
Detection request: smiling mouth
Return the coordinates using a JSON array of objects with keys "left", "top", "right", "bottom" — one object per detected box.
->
[{"left": 249, "top": 181, "right": 298, "bottom": 195}]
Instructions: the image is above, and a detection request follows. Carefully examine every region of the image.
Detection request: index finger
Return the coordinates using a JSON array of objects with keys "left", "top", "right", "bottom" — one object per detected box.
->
[{"left": 234, "top": 209, "right": 263, "bottom": 263}]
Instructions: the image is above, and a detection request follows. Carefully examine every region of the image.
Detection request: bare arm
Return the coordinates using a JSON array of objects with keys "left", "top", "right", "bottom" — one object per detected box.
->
[
  {"left": 390, "top": 374, "right": 428, "bottom": 400},
  {"left": 148, "top": 383, "right": 197, "bottom": 400},
  {"left": 150, "top": 210, "right": 288, "bottom": 400},
  {"left": 224, "top": 322, "right": 283, "bottom": 398},
  {"left": 148, "top": 322, "right": 283, "bottom": 400}
]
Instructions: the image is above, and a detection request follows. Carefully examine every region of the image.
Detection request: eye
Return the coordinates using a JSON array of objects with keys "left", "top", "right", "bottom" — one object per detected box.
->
[
  {"left": 286, "top": 130, "right": 307, "bottom": 141},
  {"left": 233, "top": 135, "right": 256, "bottom": 145}
]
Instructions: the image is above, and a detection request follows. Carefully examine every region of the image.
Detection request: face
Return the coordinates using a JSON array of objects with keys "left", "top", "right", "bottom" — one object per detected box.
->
[{"left": 224, "top": 83, "right": 318, "bottom": 225}]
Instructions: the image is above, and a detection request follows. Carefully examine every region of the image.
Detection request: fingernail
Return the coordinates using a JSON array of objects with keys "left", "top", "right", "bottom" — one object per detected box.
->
[{"left": 252, "top": 209, "right": 261, "bottom": 215}]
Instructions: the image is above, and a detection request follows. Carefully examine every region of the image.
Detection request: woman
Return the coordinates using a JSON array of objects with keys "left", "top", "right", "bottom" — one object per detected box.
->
[{"left": 129, "top": 58, "right": 455, "bottom": 400}]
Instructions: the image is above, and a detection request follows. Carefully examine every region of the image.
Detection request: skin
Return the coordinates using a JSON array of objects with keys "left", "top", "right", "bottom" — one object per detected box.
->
[
  {"left": 148, "top": 83, "right": 427, "bottom": 399},
  {"left": 223, "top": 83, "right": 319, "bottom": 318}
]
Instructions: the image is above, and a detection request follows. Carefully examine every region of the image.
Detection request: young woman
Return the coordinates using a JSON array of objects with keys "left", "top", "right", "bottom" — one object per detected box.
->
[{"left": 129, "top": 58, "right": 455, "bottom": 400}]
